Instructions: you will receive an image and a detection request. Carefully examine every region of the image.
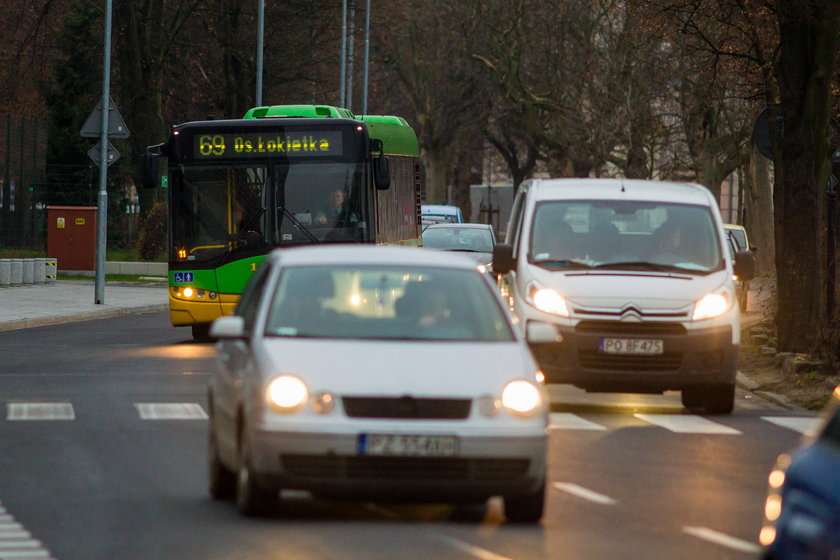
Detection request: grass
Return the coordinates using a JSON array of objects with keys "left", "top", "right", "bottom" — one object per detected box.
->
[{"left": 58, "top": 273, "right": 167, "bottom": 284}]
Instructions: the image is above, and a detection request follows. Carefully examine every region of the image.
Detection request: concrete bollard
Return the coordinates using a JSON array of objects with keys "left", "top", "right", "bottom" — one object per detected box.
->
[
  {"left": 22, "top": 258, "right": 35, "bottom": 284},
  {"left": 0, "top": 259, "right": 10, "bottom": 287},
  {"left": 34, "top": 258, "right": 47, "bottom": 284},
  {"left": 9, "top": 259, "right": 23, "bottom": 286},
  {"left": 45, "top": 258, "right": 57, "bottom": 282}
]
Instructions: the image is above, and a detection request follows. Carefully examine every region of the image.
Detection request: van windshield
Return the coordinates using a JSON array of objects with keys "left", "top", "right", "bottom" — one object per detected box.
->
[{"left": 529, "top": 200, "right": 724, "bottom": 274}]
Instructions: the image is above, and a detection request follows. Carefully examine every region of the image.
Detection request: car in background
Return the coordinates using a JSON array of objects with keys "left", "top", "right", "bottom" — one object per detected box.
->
[
  {"left": 207, "top": 245, "right": 550, "bottom": 521},
  {"left": 421, "top": 204, "right": 464, "bottom": 225},
  {"left": 760, "top": 385, "right": 840, "bottom": 558},
  {"left": 724, "top": 223, "right": 756, "bottom": 311},
  {"left": 422, "top": 223, "right": 497, "bottom": 276}
]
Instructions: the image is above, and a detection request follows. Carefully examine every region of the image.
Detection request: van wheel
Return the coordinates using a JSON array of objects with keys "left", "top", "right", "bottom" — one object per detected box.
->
[
  {"left": 681, "top": 383, "right": 735, "bottom": 415},
  {"left": 504, "top": 480, "right": 545, "bottom": 523}
]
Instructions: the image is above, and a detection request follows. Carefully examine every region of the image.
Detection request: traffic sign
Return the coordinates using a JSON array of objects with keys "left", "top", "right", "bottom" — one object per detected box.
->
[
  {"left": 87, "top": 140, "right": 121, "bottom": 166},
  {"left": 80, "top": 96, "right": 130, "bottom": 138}
]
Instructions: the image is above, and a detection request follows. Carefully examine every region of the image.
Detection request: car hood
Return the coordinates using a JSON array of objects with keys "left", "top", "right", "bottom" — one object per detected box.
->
[
  {"left": 524, "top": 267, "right": 730, "bottom": 310},
  {"left": 257, "top": 338, "right": 538, "bottom": 397}
]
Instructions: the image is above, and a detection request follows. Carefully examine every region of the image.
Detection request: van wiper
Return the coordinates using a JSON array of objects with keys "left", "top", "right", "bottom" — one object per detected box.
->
[
  {"left": 531, "top": 258, "right": 593, "bottom": 269},
  {"left": 277, "top": 205, "right": 319, "bottom": 243},
  {"left": 592, "top": 261, "right": 690, "bottom": 273}
]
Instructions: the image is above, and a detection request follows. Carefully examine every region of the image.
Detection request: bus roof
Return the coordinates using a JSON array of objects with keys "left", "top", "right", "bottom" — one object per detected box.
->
[{"left": 243, "top": 104, "right": 419, "bottom": 157}]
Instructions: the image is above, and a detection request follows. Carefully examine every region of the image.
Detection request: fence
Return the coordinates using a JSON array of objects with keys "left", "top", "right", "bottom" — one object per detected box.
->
[{"left": 0, "top": 114, "right": 142, "bottom": 258}]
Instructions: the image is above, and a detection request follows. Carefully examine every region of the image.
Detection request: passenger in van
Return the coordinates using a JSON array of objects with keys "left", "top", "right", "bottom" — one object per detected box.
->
[
  {"left": 649, "top": 220, "right": 694, "bottom": 264},
  {"left": 535, "top": 220, "right": 575, "bottom": 259}
]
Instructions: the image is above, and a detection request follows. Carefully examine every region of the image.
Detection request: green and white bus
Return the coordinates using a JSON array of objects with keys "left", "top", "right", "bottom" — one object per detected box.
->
[{"left": 144, "top": 104, "right": 422, "bottom": 340}]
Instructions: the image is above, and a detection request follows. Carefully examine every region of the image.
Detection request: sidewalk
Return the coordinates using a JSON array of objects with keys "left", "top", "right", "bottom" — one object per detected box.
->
[{"left": 0, "top": 280, "right": 168, "bottom": 332}]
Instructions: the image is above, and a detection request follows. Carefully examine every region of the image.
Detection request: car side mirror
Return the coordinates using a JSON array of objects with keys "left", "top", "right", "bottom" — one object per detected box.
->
[
  {"left": 210, "top": 316, "right": 246, "bottom": 339},
  {"left": 734, "top": 250, "right": 756, "bottom": 281},
  {"left": 526, "top": 322, "right": 561, "bottom": 344},
  {"left": 373, "top": 154, "right": 390, "bottom": 190},
  {"left": 493, "top": 244, "right": 515, "bottom": 275},
  {"left": 143, "top": 152, "right": 159, "bottom": 189}
]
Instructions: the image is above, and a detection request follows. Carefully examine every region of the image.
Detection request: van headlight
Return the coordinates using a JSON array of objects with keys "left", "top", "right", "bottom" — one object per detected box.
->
[
  {"left": 501, "top": 380, "right": 543, "bottom": 414},
  {"left": 692, "top": 287, "right": 732, "bottom": 320},
  {"left": 527, "top": 282, "right": 569, "bottom": 316},
  {"left": 266, "top": 375, "right": 309, "bottom": 412}
]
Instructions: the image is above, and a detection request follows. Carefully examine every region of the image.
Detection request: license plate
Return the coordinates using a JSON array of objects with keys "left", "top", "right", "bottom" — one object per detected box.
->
[
  {"left": 599, "top": 338, "right": 664, "bottom": 355},
  {"left": 358, "top": 434, "right": 458, "bottom": 457}
]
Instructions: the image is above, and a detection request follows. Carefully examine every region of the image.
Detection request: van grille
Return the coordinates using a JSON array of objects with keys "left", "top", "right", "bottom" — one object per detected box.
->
[
  {"left": 342, "top": 397, "right": 472, "bottom": 419},
  {"left": 575, "top": 321, "right": 686, "bottom": 336},
  {"left": 281, "top": 455, "right": 529, "bottom": 481},
  {"left": 578, "top": 350, "right": 683, "bottom": 372}
]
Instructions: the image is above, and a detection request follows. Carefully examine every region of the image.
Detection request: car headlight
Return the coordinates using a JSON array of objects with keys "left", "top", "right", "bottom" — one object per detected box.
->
[
  {"left": 527, "top": 282, "right": 569, "bottom": 316},
  {"left": 265, "top": 375, "right": 309, "bottom": 412},
  {"left": 501, "top": 380, "right": 543, "bottom": 414},
  {"left": 692, "top": 287, "right": 732, "bottom": 320}
]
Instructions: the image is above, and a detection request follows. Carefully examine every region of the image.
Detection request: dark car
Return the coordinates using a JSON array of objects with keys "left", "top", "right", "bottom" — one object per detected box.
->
[
  {"left": 760, "top": 385, "right": 840, "bottom": 558},
  {"left": 421, "top": 223, "right": 497, "bottom": 276}
]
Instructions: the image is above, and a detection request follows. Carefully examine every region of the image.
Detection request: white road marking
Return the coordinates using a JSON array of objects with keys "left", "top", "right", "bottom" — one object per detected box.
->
[
  {"left": 0, "top": 504, "right": 52, "bottom": 560},
  {"left": 634, "top": 414, "right": 741, "bottom": 434},
  {"left": 0, "top": 541, "right": 41, "bottom": 549},
  {"left": 135, "top": 403, "right": 208, "bottom": 420},
  {"left": 549, "top": 413, "right": 608, "bottom": 431},
  {"left": 683, "top": 526, "right": 761, "bottom": 553},
  {"left": 0, "top": 524, "right": 21, "bottom": 531},
  {"left": 761, "top": 416, "right": 816, "bottom": 434},
  {"left": 7, "top": 403, "right": 74, "bottom": 421},
  {"left": 552, "top": 482, "right": 617, "bottom": 505},
  {"left": 431, "top": 533, "right": 513, "bottom": 560},
  {"left": 0, "top": 551, "right": 51, "bottom": 558},
  {"left": 0, "top": 531, "right": 30, "bottom": 539}
]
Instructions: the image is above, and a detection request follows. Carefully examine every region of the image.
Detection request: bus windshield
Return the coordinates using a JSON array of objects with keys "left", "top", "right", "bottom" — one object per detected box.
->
[{"left": 171, "top": 160, "right": 368, "bottom": 263}]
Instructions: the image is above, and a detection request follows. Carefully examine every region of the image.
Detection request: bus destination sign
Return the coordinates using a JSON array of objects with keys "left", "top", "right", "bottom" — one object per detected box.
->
[{"left": 193, "top": 130, "right": 343, "bottom": 159}]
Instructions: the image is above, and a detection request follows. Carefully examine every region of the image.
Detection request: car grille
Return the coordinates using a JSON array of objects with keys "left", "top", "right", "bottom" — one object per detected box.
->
[
  {"left": 342, "top": 397, "right": 472, "bottom": 419},
  {"left": 281, "top": 455, "right": 529, "bottom": 481}
]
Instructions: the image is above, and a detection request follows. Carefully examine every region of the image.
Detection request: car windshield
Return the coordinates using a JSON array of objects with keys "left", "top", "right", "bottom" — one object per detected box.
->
[
  {"left": 265, "top": 265, "right": 514, "bottom": 341},
  {"left": 529, "top": 200, "right": 724, "bottom": 274},
  {"left": 422, "top": 227, "right": 494, "bottom": 252}
]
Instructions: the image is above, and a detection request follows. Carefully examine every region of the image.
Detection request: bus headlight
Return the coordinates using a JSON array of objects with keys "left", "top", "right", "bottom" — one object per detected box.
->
[{"left": 266, "top": 375, "right": 309, "bottom": 412}]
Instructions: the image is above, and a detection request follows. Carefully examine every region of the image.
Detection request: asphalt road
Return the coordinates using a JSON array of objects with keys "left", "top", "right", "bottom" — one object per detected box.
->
[{"left": 0, "top": 311, "right": 813, "bottom": 560}]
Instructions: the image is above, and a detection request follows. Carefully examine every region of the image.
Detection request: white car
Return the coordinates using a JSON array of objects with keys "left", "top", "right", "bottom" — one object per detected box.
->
[{"left": 208, "top": 245, "right": 550, "bottom": 521}]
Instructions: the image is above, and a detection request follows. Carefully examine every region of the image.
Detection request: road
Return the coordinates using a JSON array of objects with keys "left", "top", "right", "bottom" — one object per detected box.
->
[{"left": 0, "top": 312, "right": 812, "bottom": 559}]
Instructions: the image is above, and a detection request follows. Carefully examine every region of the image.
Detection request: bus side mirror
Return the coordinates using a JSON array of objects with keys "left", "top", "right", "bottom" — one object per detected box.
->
[
  {"left": 143, "top": 152, "right": 159, "bottom": 189},
  {"left": 374, "top": 154, "right": 390, "bottom": 190}
]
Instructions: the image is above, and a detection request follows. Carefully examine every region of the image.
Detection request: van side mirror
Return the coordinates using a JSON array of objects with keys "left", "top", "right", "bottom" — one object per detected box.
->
[
  {"left": 493, "top": 244, "right": 515, "bottom": 275},
  {"left": 734, "top": 250, "right": 755, "bottom": 281},
  {"left": 373, "top": 154, "right": 390, "bottom": 190},
  {"left": 143, "top": 152, "right": 159, "bottom": 189}
]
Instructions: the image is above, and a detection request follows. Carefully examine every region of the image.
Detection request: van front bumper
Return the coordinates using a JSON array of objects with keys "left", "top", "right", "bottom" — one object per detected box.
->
[{"left": 528, "top": 320, "right": 738, "bottom": 393}]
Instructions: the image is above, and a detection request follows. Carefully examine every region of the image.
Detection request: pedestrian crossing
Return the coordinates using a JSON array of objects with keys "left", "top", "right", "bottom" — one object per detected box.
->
[
  {"left": 0, "top": 402, "right": 816, "bottom": 435},
  {"left": 0, "top": 502, "right": 54, "bottom": 560}
]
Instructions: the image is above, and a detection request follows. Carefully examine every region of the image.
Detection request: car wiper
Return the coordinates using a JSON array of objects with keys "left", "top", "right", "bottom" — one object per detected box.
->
[
  {"left": 531, "top": 258, "right": 593, "bottom": 269},
  {"left": 277, "top": 205, "right": 319, "bottom": 243}
]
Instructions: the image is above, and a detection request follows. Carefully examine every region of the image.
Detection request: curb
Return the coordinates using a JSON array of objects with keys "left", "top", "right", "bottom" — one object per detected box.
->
[
  {"left": 736, "top": 371, "right": 805, "bottom": 412},
  {"left": 0, "top": 304, "right": 168, "bottom": 332}
]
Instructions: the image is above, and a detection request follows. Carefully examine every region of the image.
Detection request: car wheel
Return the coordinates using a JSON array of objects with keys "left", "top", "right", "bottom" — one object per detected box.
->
[
  {"left": 504, "top": 480, "right": 545, "bottom": 523},
  {"left": 208, "top": 425, "right": 235, "bottom": 500},
  {"left": 739, "top": 282, "right": 749, "bottom": 312},
  {"left": 681, "top": 383, "right": 735, "bottom": 415},
  {"left": 235, "top": 430, "right": 277, "bottom": 516}
]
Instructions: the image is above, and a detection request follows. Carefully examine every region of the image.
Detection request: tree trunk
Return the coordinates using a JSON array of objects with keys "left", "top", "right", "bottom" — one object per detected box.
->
[
  {"left": 773, "top": 2, "right": 838, "bottom": 353},
  {"left": 746, "top": 144, "right": 775, "bottom": 277}
]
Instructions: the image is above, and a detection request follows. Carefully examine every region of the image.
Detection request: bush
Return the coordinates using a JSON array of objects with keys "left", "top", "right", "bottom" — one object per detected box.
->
[{"left": 136, "top": 200, "right": 167, "bottom": 261}]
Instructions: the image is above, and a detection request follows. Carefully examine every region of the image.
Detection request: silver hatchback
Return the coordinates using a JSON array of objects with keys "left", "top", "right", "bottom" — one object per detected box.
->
[{"left": 208, "top": 245, "right": 550, "bottom": 521}]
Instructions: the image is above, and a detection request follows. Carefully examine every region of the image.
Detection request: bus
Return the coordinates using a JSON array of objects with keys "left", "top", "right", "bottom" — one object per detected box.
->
[{"left": 144, "top": 104, "right": 422, "bottom": 340}]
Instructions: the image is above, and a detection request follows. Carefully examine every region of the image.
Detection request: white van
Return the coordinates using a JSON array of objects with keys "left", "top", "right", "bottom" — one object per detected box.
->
[{"left": 493, "top": 178, "right": 755, "bottom": 414}]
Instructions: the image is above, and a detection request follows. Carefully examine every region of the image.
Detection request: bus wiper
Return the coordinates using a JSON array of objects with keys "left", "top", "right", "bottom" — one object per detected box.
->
[
  {"left": 531, "top": 258, "right": 592, "bottom": 269},
  {"left": 277, "top": 205, "right": 320, "bottom": 243}
]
